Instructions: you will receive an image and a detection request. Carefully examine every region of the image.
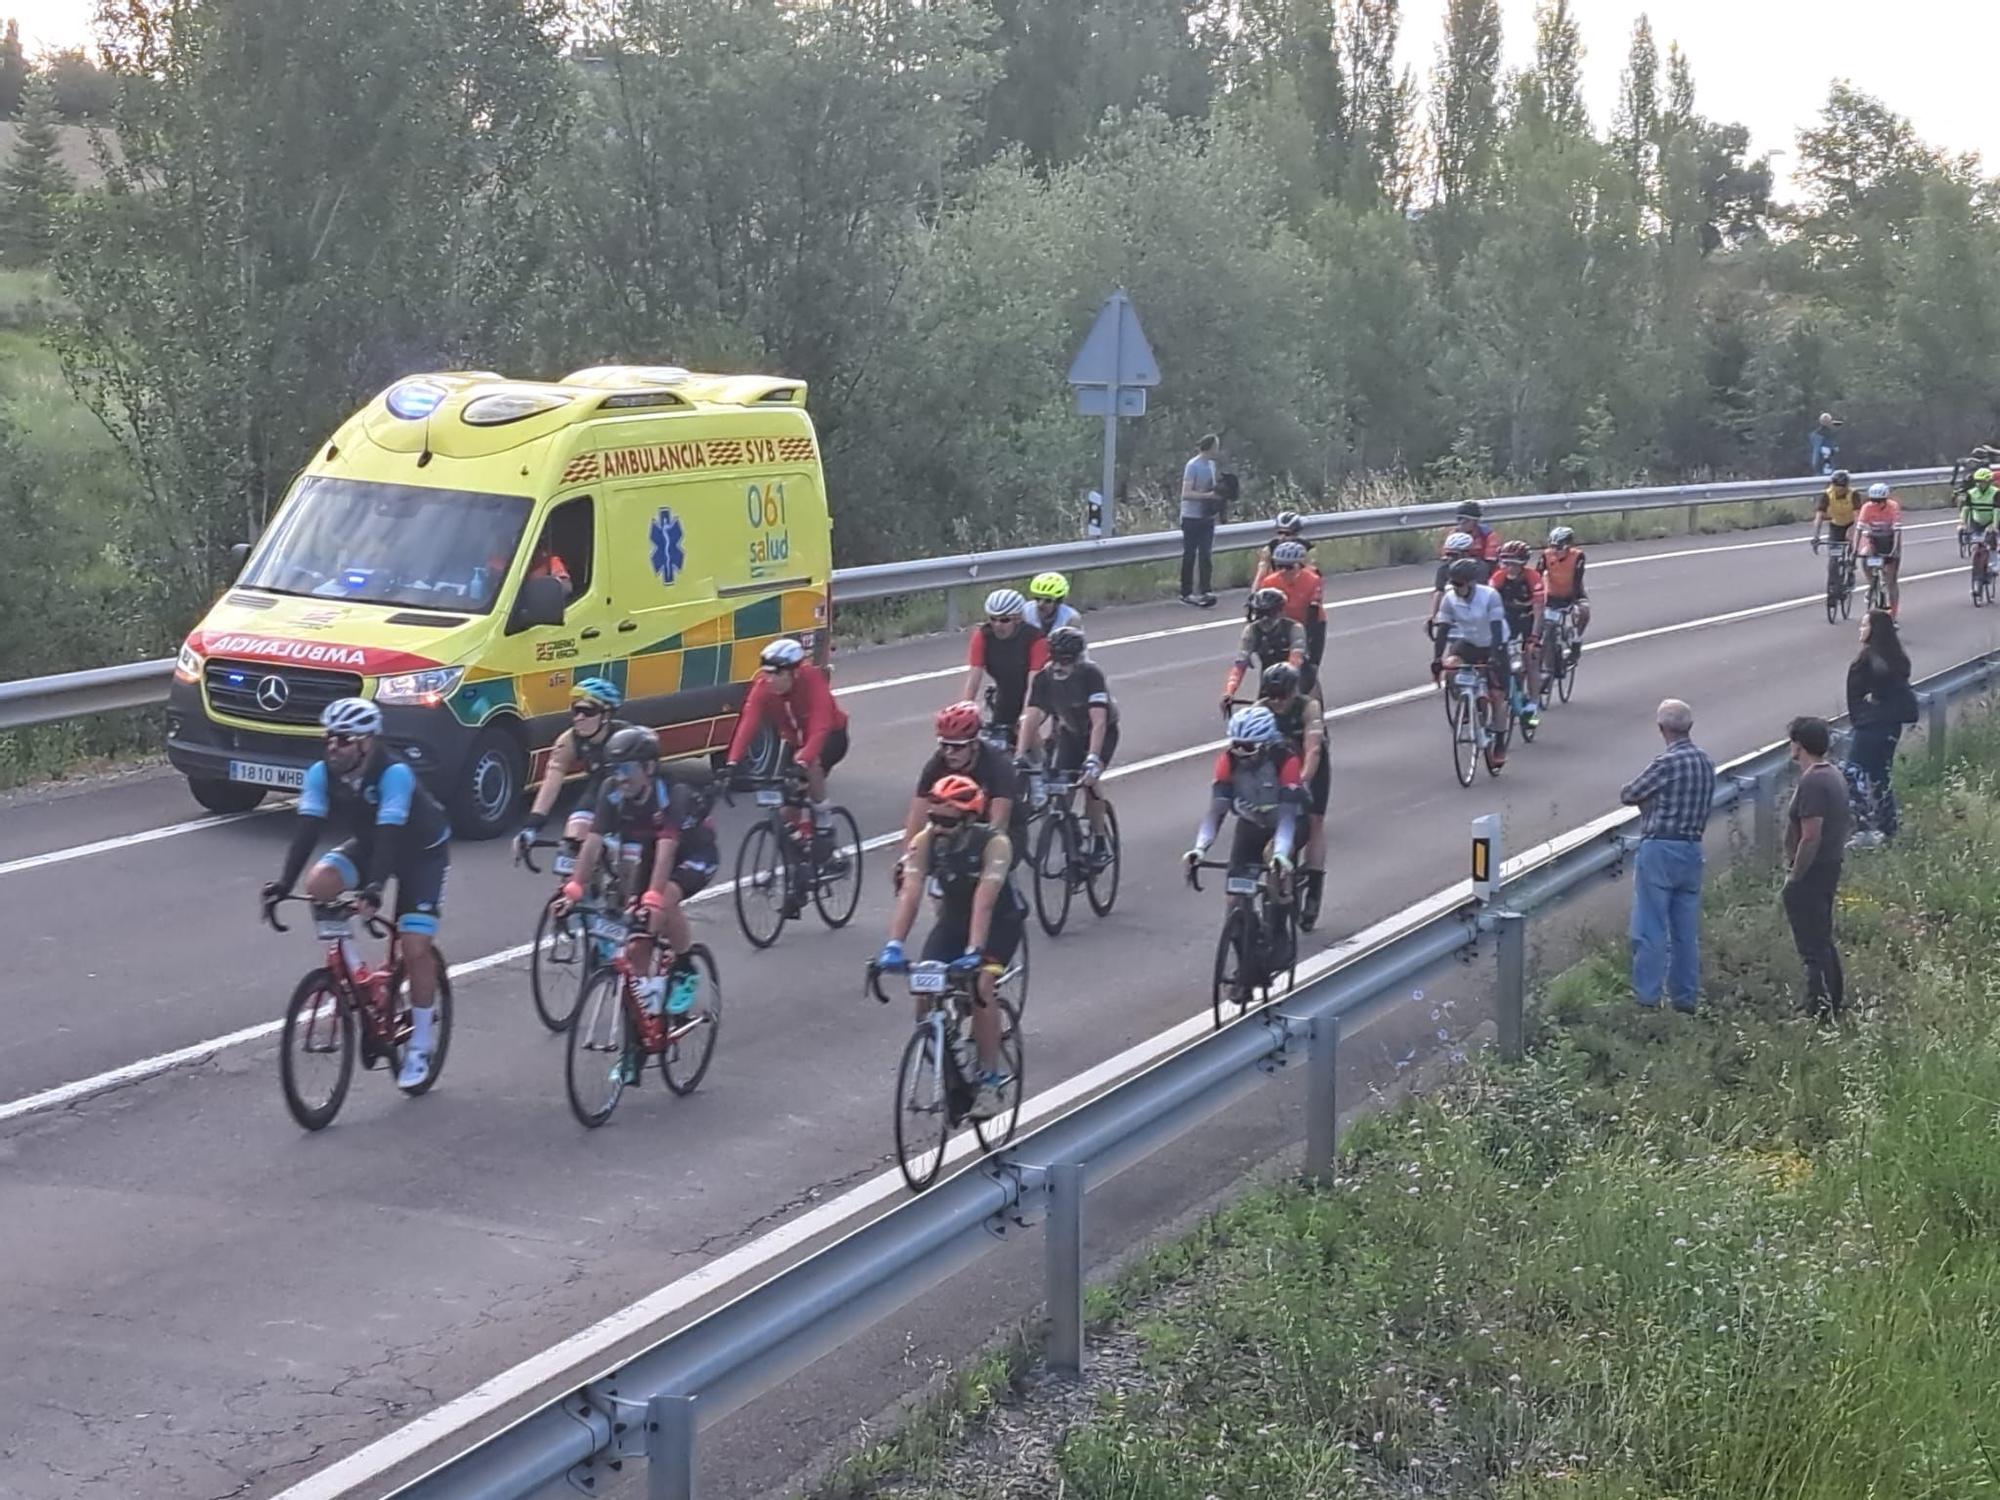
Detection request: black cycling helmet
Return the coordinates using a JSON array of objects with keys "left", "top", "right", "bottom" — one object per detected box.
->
[
  {"left": 1261, "top": 662, "right": 1299, "bottom": 698},
  {"left": 1456, "top": 500, "right": 1483, "bottom": 520},
  {"left": 1831, "top": 469, "right": 1850, "bottom": 486},
  {"left": 604, "top": 725, "right": 660, "bottom": 765},
  {"left": 1447, "top": 557, "right": 1482, "bottom": 586},
  {"left": 1250, "top": 586, "right": 1286, "bottom": 618},
  {"left": 1045, "top": 624, "right": 1087, "bottom": 661}
]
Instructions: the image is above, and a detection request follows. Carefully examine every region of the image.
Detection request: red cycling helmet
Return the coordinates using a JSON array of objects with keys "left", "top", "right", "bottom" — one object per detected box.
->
[
  {"left": 934, "top": 700, "right": 982, "bottom": 744},
  {"left": 1499, "top": 538, "right": 1532, "bottom": 563},
  {"left": 929, "top": 774, "right": 987, "bottom": 818}
]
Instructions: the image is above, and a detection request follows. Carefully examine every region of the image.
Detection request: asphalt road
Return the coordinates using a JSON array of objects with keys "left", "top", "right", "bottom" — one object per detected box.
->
[{"left": 3, "top": 511, "right": 1993, "bottom": 1500}]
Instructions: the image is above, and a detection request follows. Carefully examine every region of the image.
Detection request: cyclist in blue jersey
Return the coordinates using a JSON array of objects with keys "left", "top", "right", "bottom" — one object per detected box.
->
[{"left": 261, "top": 698, "right": 450, "bottom": 1088}]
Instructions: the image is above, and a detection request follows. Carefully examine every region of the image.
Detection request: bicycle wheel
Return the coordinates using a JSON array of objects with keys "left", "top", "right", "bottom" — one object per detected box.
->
[
  {"left": 810, "top": 804, "right": 864, "bottom": 929},
  {"left": 1450, "top": 689, "right": 1479, "bottom": 788},
  {"left": 1032, "top": 812, "right": 1075, "bottom": 936},
  {"left": 280, "top": 969, "right": 355, "bottom": 1131},
  {"left": 1839, "top": 574, "right": 1854, "bottom": 619},
  {"left": 1083, "top": 801, "right": 1121, "bottom": 917},
  {"left": 530, "top": 900, "right": 588, "bottom": 1032},
  {"left": 1262, "top": 897, "right": 1299, "bottom": 1001},
  {"left": 1537, "top": 641, "right": 1557, "bottom": 709},
  {"left": 1517, "top": 686, "right": 1537, "bottom": 743},
  {"left": 972, "top": 998, "right": 1025, "bottom": 1153},
  {"left": 733, "top": 819, "right": 791, "bottom": 949},
  {"left": 394, "top": 962, "right": 453, "bottom": 1096},
  {"left": 1211, "top": 905, "right": 1254, "bottom": 1029},
  {"left": 565, "top": 968, "right": 628, "bottom": 1128},
  {"left": 1557, "top": 637, "right": 1578, "bottom": 704},
  {"left": 660, "top": 946, "right": 721, "bottom": 1095},
  {"left": 893, "top": 1023, "right": 952, "bottom": 1192}
]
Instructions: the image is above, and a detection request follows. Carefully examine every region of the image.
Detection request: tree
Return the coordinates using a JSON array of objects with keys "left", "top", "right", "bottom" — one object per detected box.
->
[
  {"left": 1342, "top": 0, "right": 1412, "bottom": 204},
  {"left": 0, "top": 73, "right": 73, "bottom": 266},
  {"left": 0, "top": 19, "right": 26, "bottom": 118},
  {"left": 57, "top": 0, "right": 571, "bottom": 610},
  {"left": 1428, "top": 0, "right": 1501, "bottom": 206},
  {"left": 1611, "top": 14, "right": 1658, "bottom": 195},
  {"left": 1795, "top": 82, "right": 1941, "bottom": 257},
  {"left": 1515, "top": 0, "right": 1587, "bottom": 144},
  {"left": 43, "top": 48, "right": 118, "bottom": 119}
]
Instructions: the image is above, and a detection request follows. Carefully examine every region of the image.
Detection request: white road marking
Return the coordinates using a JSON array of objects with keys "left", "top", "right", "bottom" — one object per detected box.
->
[
  {"left": 0, "top": 518, "right": 1958, "bottom": 878},
  {"left": 4, "top": 560, "right": 1963, "bottom": 1128}
]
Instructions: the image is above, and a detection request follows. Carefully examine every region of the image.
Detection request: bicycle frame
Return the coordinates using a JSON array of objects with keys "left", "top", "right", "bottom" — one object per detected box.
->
[{"left": 273, "top": 898, "right": 405, "bottom": 1047}]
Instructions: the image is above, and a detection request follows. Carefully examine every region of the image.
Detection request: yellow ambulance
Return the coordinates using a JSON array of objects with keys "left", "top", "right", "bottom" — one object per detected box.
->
[{"left": 166, "top": 365, "right": 834, "bottom": 837}]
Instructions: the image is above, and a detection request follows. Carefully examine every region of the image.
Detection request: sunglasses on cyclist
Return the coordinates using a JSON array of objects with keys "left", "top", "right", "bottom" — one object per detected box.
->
[
  {"left": 570, "top": 703, "right": 604, "bottom": 719},
  {"left": 938, "top": 736, "right": 978, "bottom": 751},
  {"left": 613, "top": 760, "right": 651, "bottom": 777},
  {"left": 324, "top": 732, "right": 364, "bottom": 750},
  {"left": 926, "top": 812, "right": 967, "bottom": 831},
  {"left": 1228, "top": 741, "right": 1263, "bottom": 757}
]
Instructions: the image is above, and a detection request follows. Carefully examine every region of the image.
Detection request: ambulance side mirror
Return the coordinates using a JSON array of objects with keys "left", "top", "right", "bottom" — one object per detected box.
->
[{"left": 509, "top": 574, "right": 568, "bottom": 634}]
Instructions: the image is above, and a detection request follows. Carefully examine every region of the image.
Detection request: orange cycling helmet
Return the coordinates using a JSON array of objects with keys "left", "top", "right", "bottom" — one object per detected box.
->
[
  {"left": 929, "top": 774, "right": 987, "bottom": 818},
  {"left": 934, "top": 701, "right": 982, "bottom": 744}
]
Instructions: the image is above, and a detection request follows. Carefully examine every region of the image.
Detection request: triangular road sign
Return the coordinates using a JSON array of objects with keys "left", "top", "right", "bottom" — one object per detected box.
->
[{"left": 1066, "top": 288, "right": 1160, "bottom": 388}]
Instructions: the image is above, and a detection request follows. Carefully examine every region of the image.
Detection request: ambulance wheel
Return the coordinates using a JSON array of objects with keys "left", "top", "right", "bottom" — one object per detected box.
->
[
  {"left": 452, "top": 726, "right": 526, "bottom": 840},
  {"left": 188, "top": 777, "right": 267, "bottom": 815}
]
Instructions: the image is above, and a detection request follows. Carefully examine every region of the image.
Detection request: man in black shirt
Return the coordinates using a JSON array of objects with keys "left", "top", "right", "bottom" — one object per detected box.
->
[
  {"left": 1016, "top": 625, "right": 1118, "bottom": 866},
  {"left": 1782, "top": 716, "right": 1850, "bottom": 1020},
  {"left": 897, "top": 701, "right": 1022, "bottom": 884}
]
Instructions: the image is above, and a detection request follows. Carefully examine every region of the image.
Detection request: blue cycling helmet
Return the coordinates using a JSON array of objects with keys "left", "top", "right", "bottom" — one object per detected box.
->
[
  {"left": 1227, "top": 705, "right": 1284, "bottom": 746},
  {"left": 571, "top": 676, "right": 622, "bottom": 711}
]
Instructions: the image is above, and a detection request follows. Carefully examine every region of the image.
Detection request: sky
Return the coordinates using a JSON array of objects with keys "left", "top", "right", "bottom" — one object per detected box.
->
[
  {"left": 9, "top": 1, "right": 1996, "bottom": 198},
  {"left": 1399, "top": 0, "right": 1999, "bottom": 196}
]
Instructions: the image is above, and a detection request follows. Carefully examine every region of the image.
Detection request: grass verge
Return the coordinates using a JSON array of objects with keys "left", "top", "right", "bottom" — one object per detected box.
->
[{"left": 821, "top": 704, "right": 2000, "bottom": 1499}]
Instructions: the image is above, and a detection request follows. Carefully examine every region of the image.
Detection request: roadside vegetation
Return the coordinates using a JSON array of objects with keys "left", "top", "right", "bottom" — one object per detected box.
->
[{"left": 822, "top": 710, "right": 2000, "bottom": 1498}]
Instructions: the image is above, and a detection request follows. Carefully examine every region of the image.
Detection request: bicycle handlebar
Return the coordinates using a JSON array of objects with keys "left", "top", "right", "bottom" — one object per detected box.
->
[
  {"left": 514, "top": 836, "right": 563, "bottom": 875},
  {"left": 262, "top": 893, "right": 392, "bottom": 940}
]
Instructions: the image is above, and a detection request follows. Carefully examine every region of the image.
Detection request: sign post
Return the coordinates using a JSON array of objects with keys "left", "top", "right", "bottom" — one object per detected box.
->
[{"left": 1066, "top": 288, "right": 1160, "bottom": 539}]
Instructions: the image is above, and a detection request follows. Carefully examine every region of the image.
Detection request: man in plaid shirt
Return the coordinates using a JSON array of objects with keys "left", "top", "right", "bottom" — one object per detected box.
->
[{"left": 1618, "top": 698, "right": 1716, "bottom": 1012}]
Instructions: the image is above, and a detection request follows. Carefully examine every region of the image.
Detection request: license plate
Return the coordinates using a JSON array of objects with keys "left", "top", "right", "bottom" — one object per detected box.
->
[
  {"left": 1453, "top": 670, "right": 1482, "bottom": 688},
  {"left": 229, "top": 759, "right": 305, "bottom": 790},
  {"left": 909, "top": 966, "right": 947, "bottom": 994},
  {"left": 1225, "top": 874, "right": 1260, "bottom": 896},
  {"left": 589, "top": 916, "right": 626, "bottom": 943},
  {"left": 552, "top": 853, "right": 576, "bottom": 875},
  {"left": 755, "top": 787, "right": 784, "bottom": 807}
]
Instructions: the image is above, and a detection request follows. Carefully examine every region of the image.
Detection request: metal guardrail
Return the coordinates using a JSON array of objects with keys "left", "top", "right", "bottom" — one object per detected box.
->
[
  {"left": 0, "top": 467, "right": 1951, "bottom": 733},
  {"left": 357, "top": 646, "right": 1998, "bottom": 1500}
]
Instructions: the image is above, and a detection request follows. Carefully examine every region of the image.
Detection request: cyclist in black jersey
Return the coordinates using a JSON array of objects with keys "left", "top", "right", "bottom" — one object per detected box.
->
[
  {"left": 554, "top": 726, "right": 721, "bottom": 1041},
  {"left": 875, "top": 775, "right": 1023, "bottom": 1120},
  {"left": 514, "top": 676, "right": 630, "bottom": 866},
  {"left": 897, "top": 701, "right": 1021, "bottom": 885},
  {"left": 1223, "top": 588, "right": 1313, "bottom": 709},
  {"left": 961, "top": 588, "right": 1048, "bottom": 743},
  {"left": 1016, "top": 626, "right": 1117, "bottom": 867},
  {"left": 262, "top": 698, "right": 451, "bottom": 1089},
  {"left": 1259, "top": 663, "right": 1328, "bottom": 929}
]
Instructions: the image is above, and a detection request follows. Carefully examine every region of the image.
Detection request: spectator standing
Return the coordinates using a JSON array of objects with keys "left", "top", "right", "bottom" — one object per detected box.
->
[
  {"left": 1618, "top": 698, "right": 1716, "bottom": 1013},
  {"left": 1783, "top": 716, "right": 1850, "bottom": 1020},
  {"left": 1809, "top": 411, "right": 1843, "bottom": 475},
  {"left": 1179, "top": 434, "right": 1221, "bottom": 608},
  {"left": 1844, "top": 609, "right": 1916, "bottom": 847}
]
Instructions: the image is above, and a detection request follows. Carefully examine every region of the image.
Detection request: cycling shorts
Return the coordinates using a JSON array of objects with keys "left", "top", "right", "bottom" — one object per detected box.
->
[
  {"left": 921, "top": 884, "right": 1027, "bottom": 969},
  {"left": 1824, "top": 521, "right": 1851, "bottom": 548},
  {"left": 667, "top": 853, "right": 718, "bottom": 900},
  {"left": 322, "top": 838, "right": 449, "bottom": 936},
  {"left": 1865, "top": 528, "right": 1899, "bottom": 560},
  {"left": 796, "top": 725, "right": 850, "bottom": 775},
  {"left": 1053, "top": 722, "right": 1119, "bottom": 773},
  {"left": 1227, "top": 816, "right": 1276, "bottom": 878}
]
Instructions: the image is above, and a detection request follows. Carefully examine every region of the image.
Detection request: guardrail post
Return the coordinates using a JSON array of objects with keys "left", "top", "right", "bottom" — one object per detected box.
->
[
  {"left": 1750, "top": 766, "right": 1781, "bottom": 866},
  {"left": 1926, "top": 690, "right": 1948, "bottom": 770},
  {"left": 1495, "top": 910, "right": 1526, "bottom": 1061},
  {"left": 944, "top": 589, "right": 961, "bottom": 632},
  {"left": 1046, "top": 1162, "right": 1086, "bottom": 1376},
  {"left": 646, "top": 1393, "right": 698, "bottom": 1500},
  {"left": 1305, "top": 1012, "right": 1341, "bottom": 1185}
]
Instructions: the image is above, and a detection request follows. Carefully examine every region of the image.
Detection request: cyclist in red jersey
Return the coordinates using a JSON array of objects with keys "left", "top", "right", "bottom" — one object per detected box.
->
[
  {"left": 1489, "top": 540, "right": 1546, "bottom": 721},
  {"left": 961, "top": 587, "right": 1048, "bottom": 743},
  {"left": 723, "top": 638, "right": 850, "bottom": 857}
]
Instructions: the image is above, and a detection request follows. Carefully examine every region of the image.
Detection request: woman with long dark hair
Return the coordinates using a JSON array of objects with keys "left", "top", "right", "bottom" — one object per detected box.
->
[{"left": 1845, "top": 609, "right": 1915, "bottom": 845}]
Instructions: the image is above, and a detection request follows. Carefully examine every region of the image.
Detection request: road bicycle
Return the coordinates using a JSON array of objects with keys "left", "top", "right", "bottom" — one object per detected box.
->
[
  {"left": 564, "top": 905, "right": 721, "bottom": 1127},
  {"left": 867, "top": 954, "right": 1026, "bottom": 1192},
  {"left": 1972, "top": 527, "right": 1998, "bottom": 607},
  {"left": 1813, "top": 535, "right": 1855, "bottom": 624},
  {"left": 1506, "top": 642, "right": 1538, "bottom": 745},
  {"left": 1024, "top": 768, "right": 1121, "bottom": 936},
  {"left": 1440, "top": 652, "right": 1507, "bottom": 787},
  {"left": 731, "top": 763, "right": 863, "bottom": 948},
  {"left": 1862, "top": 552, "right": 1889, "bottom": 614},
  {"left": 264, "top": 894, "right": 454, "bottom": 1131},
  {"left": 1188, "top": 857, "right": 1297, "bottom": 1029},
  {"left": 1538, "top": 605, "right": 1580, "bottom": 706}
]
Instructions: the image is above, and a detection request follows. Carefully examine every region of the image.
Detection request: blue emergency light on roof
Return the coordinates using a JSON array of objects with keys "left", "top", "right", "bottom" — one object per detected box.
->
[{"left": 386, "top": 380, "right": 449, "bottom": 420}]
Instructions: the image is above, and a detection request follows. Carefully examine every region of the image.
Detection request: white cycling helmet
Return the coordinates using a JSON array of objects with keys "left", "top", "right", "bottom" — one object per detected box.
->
[
  {"left": 1272, "top": 540, "right": 1309, "bottom": 565},
  {"left": 1226, "top": 705, "right": 1284, "bottom": 746},
  {"left": 1867, "top": 482, "right": 1890, "bottom": 500},
  {"left": 321, "top": 697, "right": 383, "bottom": 737},
  {"left": 1443, "top": 531, "right": 1477, "bottom": 556},
  {"left": 759, "top": 637, "right": 807, "bottom": 669},
  {"left": 984, "top": 588, "right": 1026, "bottom": 619},
  {"left": 1548, "top": 525, "right": 1575, "bottom": 547}
]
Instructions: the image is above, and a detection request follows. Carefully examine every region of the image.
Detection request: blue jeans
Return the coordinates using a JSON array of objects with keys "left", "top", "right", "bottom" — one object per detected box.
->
[{"left": 1630, "top": 837, "right": 1703, "bottom": 1009}]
